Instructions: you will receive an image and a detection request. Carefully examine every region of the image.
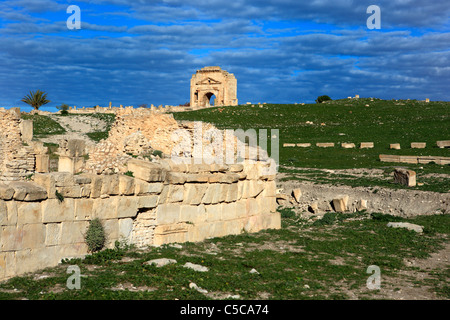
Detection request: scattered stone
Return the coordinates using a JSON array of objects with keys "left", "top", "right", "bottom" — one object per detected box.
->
[
  {"left": 169, "top": 243, "right": 183, "bottom": 249},
  {"left": 296, "top": 143, "right": 311, "bottom": 147},
  {"left": 390, "top": 143, "right": 401, "bottom": 150},
  {"left": 387, "top": 222, "right": 423, "bottom": 233},
  {"left": 411, "top": 142, "right": 426, "bottom": 149},
  {"left": 283, "top": 143, "right": 296, "bottom": 147},
  {"left": 341, "top": 143, "right": 355, "bottom": 149},
  {"left": 436, "top": 140, "right": 450, "bottom": 148},
  {"left": 308, "top": 202, "right": 320, "bottom": 214},
  {"left": 189, "top": 282, "right": 208, "bottom": 294},
  {"left": 360, "top": 142, "right": 374, "bottom": 149},
  {"left": 394, "top": 168, "right": 416, "bottom": 187},
  {"left": 357, "top": 199, "right": 368, "bottom": 211},
  {"left": 332, "top": 195, "right": 349, "bottom": 213},
  {"left": 316, "top": 142, "right": 334, "bottom": 148},
  {"left": 144, "top": 258, "right": 177, "bottom": 267},
  {"left": 249, "top": 268, "right": 260, "bottom": 274},
  {"left": 183, "top": 262, "right": 209, "bottom": 272},
  {"left": 292, "top": 188, "right": 302, "bottom": 203}
]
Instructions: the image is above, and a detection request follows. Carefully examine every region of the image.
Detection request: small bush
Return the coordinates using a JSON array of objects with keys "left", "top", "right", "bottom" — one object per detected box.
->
[
  {"left": 57, "top": 104, "right": 70, "bottom": 116},
  {"left": 312, "top": 212, "right": 337, "bottom": 226},
  {"left": 315, "top": 95, "right": 332, "bottom": 104},
  {"left": 85, "top": 218, "right": 106, "bottom": 253},
  {"left": 124, "top": 171, "right": 134, "bottom": 177},
  {"left": 55, "top": 190, "right": 64, "bottom": 203}
]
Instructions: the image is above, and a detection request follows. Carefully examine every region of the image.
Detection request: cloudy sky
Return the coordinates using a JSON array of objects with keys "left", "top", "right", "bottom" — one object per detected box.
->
[{"left": 0, "top": 0, "right": 449, "bottom": 111}]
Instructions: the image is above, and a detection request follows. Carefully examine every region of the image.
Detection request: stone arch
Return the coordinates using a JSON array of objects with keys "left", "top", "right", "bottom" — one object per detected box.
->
[{"left": 190, "top": 66, "right": 238, "bottom": 108}]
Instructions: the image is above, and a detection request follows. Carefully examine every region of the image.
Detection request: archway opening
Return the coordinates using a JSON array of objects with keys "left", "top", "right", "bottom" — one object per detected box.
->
[{"left": 204, "top": 92, "right": 216, "bottom": 107}]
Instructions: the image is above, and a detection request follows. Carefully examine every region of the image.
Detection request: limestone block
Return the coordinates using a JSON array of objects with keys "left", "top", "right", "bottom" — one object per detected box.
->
[
  {"left": 316, "top": 142, "right": 335, "bottom": 148},
  {"left": 387, "top": 222, "right": 423, "bottom": 233},
  {"left": 390, "top": 143, "right": 401, "bottom": 150},
  {"left": 225, "top": 183, "right": 239, "bottom": 203},
  {"left": 0, "top": 251, "right": 16, "bottom": 280},
  {"left": 17, "top": 202, "right": 41, "bottom": 225},
  {"left": 180, "top": 204, "right": 206, "bottom": 224},
  {"left": 394, "top": 169, "right": 416, "bottom": 187},
  {"left": 57, "top": 185, "right": 82, "bottom": 198},
  {"left": 153, "top": 222, "right": 189, "bottom": 245},
  {"left": 119, "top": 218, "right": 133, "bottom": 241},
  {"left": 52, "top": 172, "right": 74, "bottom": 187},
  {"left": 74, "top": 198, "right": 94, "bottom": 220},
  {"left": 379, "top": 154, "right": 401, "bottom": 163},
  {"left": 81, "top": 185, "right": 91, "bottom": 197},
  {"left": 74, "top": 175, "right": 92, "bottom": 184},
  {"left": 42, "top": 198, "right": 75, "bottom": 223},
  {"left": 116, "top": 196, "right": 138, "bottom": 218},
  {"left": 101, "top": 175, "right": 119, "bottom": 196},
  {"left": 103, "top": 219, "right": 119, "bottom": 247},
  {"left": 134, "top": 179, "right": 163, "bottom": 195},
  {"left": 15, "top": 247, "right": 62, "bottom": 276},
  {"left": 185, "top": 173, "right": 210, "bottom": 183},
  {"left": 165, "top": 172, "right": 187, "bottom": 184},
  {"left": 436, "top": 140, "right": 450, "bottom": 148},
  {"left": 0, "top": 201, "right": 6, "bottom": 226},
  {"left": 5, "top": 201, "right": 17, "bottom": 225},
  {"left": 292, "top": 188, "right": 302, "bottom": 203},
  {"left": 22, "top": 223, "right": 45, "bottom": 249},
  {"left": 205, "top": 204, "right": 223, "bottom": 222},
  {"left": 87, "top": 174, "right": 103, "bottom": 198},
  {"left": 357, "top": 199, "right": 368, "bottom": 211},
  {"left": 297, "top": 143, "right": 311, "bottom": 147},
  {"left": 398, "top": 156, "right": 418, "bottom": 164},
  {"left": 209, "top": 173, "right": 240, "bottom": 184},
  {"left": 246, "top": 198, "right": 260, "bottom": 216},
  {"left": 1, "top": 225, "right": 23, "bottom": 251},
  {"left": 58, "top": 156, "right": 74, "bottom": 173},
  {"left": 218, "top": 184, "right": 230, "bottom": 203},
  {"left": 0, "top": 184, "right": 14, "bottom": 200},
  {"left": 229, "top": 164, "right": 244, "bottom": 172},
  {"left": 242, "top": 180, "right": 264, "bottom": 199},
  {"left": 138, "top": 195, "right": 159, "bottom": 209},
  {"left": 283, "top": 143, "right": 296, "bottom": 147},
  {"left": 165, "top": 185, "right": 184, "bottom": 203},
  {"left": 127, "top": 159, "right": 166, "bottom": 182},
  {"left": 341, "top": 143, "right": 355, "bottom": 149},
  {"left": 35, "top": 154, "right": 49, "bottom": 173},
  {"left": 92, "top": 198, "right": 118, "bottom": 219},
  {"left": 19, "top": 119, "right": 33, "bottom": 142},
  {"left": 202, "top": 184, "right": 221, "bottom": 204},
  {"left": 60, "top": 221, "right": 88, "bottom": 244},
  {"left": 183, "top": 183, "right": 208, "bottom": 205},
  {"left": 155, "top": 203, "right": 181, "bottom": 225},
  {"left": 360, "top": 142, "right": 374, "bottom": 149},
  {"left": 45, "top": 223, "right": 62, "bottom": 246},
  {"left": 221, "top": 202, "right": 238, "bottom": 220},
  {"left": 9, "top": 181, "right": 47, "bottom": 201},
  {"left": 411, "top": 142, "right": 426, "bottom": 149},
  {"left": 332, "top": 195, "right": 349, "bottom": 213}
]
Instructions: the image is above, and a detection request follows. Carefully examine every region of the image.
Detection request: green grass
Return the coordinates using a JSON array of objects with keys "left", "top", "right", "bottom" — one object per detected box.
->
[
  {"left": 83, "top": 113, "right": 116, "bottom": 142},
  {"left": 21, "top": 114, "right": 66, "bottom": 137},
  {"left": 0, "top": 212, "right": 448, "bottom": 300},
  {"left": 172, "top": 99, "right": 449, "bottom": 169}
]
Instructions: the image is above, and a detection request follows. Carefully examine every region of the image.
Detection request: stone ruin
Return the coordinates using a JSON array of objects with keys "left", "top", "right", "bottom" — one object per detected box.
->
[
  {"left": 0, "top": 106, "right": 280, "bottom": 281},
  {"left": 190, "top": 66, "right": 238, "bottom": 108}
]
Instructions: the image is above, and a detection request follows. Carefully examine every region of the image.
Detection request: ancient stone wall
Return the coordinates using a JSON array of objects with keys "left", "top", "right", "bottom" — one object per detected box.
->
[{"left": 0, "top": 157, "right": 280, "bottom": 281}]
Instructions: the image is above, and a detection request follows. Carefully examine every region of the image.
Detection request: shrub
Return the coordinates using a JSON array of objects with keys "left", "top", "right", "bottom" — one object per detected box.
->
[
  {"left": 85, "top": 218, "right": 106, "bottom": 253},
  {"left": 57, "top": 104, "right": 70, "bottom": 116},
  {"left": 315, "top": 95, "right": 332, "bottom": 104}
]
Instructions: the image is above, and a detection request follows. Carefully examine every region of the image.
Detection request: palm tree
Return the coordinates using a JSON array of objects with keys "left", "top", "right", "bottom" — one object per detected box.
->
[{"left": 21, "top": 90, "right": 51, "bottom": 111}]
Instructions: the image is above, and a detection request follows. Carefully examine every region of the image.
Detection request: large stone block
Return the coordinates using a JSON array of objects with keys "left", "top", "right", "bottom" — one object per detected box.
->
[
  {"left": 60, "top": 221, "right": 88, "bottom": 245},
  {"left": 116, "top": 196, "right": 139, "bottom": 218},
  {"left": 180, "top": 204, "right": 206, "bottom": 224},
  {"left": 0, "top": 201, "right": 7, "bottom": 226},
  {"left": 205, "top": 204, "right": 222, "bottom": 222},
  {"left": 411, "top": 142, "right": 426, "bottom": 149},
  {"left": 0, "top": 225, "right": 23, "bottom": 251},
  {"left": 103, "top": 219, "right": 119, "bottom": 248},
  {"left": 138, "top": 195, "right": 159, "bottom": 209},
  {"left": 134, "top": 179, "right": 163, "bottom": 195},
  {"left": 225, "top": 183, "right": 239, "bottom": 202},
  {"left": 128, "top": 159, "right": 166, "bottom": 182},
  {"left": 9, "top": 181, "right": 47, "bottom": 201},
  {"left": 242, "top": 180, "right": 264, "bottom": 199},
  {"left": 42, "top": 198, "right": 75, "bottom": 223},
  {"left": 92, "top": 198, "right": 118, "bottom": 219},
  {"left": 19, "top": 119, "right": 33, "bottom": 142},
  {"left": 155, "top": 203, "right": 181, "bottom": 225},
  {"left": 436, "top": 140, "right": 450, "bottom": 148},
  {"left": 22, "top": 223, "right": 45, "bottom": 249},
  {"left": 202, "top": 184, "right": 221, "bottom": 204},
  {"left": 394, "top": 168, "right": 416, "bottom": 187},
  {"left": 35, "top": 154, "right": 49, "bottom": 173},
  {"left": 0, "top": 184, "right": 14, "bottom": 200},
  {"left": 17, "top": 202, "right": 41, "bottom": 225},
  {"left": 183, "top": 183, "right": 208, "bottom": 205},
  {"left": 332, "top": 195, "right": 349, "bottom": 213},
  {"left": 119, "top": 218, "right": 133, "bottom": 242},
  {"left": 101, "top": 175, "right": 119, "bottom": 196},
  {"left": 52, "top": 172, "right": 74, "bottom": 187},
  {"left": 221, "top": 202, "right": 238, "bottom": 220},
  {"left": 88, "top": 174, "right": 103, "bottom": 198},
  {"left": 74, "top": 198, "right": 94, "bottom": 220},
  {"left": 118, "top": 175, "right": 135, "bottom": 195},
  {"left": 57, "top": 185, "right": 82, "bottom": 198},
  {"left": 165, "top": 172, "right": 187, "bottom": 184},
  {"left": 34, "top": 173, "right": 56, "bottom": 199},
  {"left": 45, "top": 223, "right": 62, "bottom": 246}
]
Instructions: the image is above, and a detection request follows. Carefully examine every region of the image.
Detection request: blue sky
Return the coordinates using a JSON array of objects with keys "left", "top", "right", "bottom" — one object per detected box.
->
[{"left": 0, "top": 0, "right": 449, "bottom": 112}]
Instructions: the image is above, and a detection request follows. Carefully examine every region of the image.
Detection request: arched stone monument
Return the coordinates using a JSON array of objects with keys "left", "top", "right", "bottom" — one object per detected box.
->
[{"left": 190, "top": 66, "right": 238, "bottom": 108}]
